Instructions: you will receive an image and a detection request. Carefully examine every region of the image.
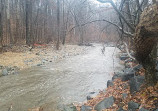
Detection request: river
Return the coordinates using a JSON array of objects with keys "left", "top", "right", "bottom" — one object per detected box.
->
[{"left": 0, "top": 44, "right": 123, "bottom": 111}]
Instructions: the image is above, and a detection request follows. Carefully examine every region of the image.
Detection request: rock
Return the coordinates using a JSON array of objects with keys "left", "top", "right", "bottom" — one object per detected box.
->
[
  {"left": 125, "top": 58, "right": 133, "bottom": 63},
  {"left": 63, "top": 104, "right": 77, "bottom": 111},
  {"left": 112, "top": 75, "right": 120, "bottom": 80},
  {"left": 156, "top": 60, "right": 158, "bottom": 70},
  {"left": 139, "top": 107, "right": 149, "bottom": 111},
  {"left": 87, "top": 92, "right": 98, "bottom": 100},
  {"left": 0, "top": 66, "right": 20, "bottom": 76},
  {"left": 133, "top": 65, "right": 143, "bottom": 72},
  {"left": 122, "top": 93, "right": 128, "bottom": 99},
  {"left": 156, "top": 72, "right": 158, "bottom": 80},
  {"left": 10, "top": 70, "right": 17, "bottom": 75},
  {"left": 42, "top": 59, "right": 46, "bottom": 63},
  {"left": 35, "top": 53, "right": 40, "bottom": 55},
  {"left": 87, "top": 96, "right": 92, "bottom": 100},
  {"left": 120, "top": 55, "right": 129, "bottom": 60},
  {"left": 81, "top": 105, "right": 92, "bottom": 111},
  {"left": 121, "top": 73, "right": 134, "bottom": 81},
  {"left": 78, "top": 43, "right": 84, "bottom": 46},
  {"left": 112, "top": 72, "right": 124, "bottom": 80},
  {"left": 78, "top": 43, "right": 93, "bottom": 47},
  {"left": 128, "top": 101, "right": 140, "bottom": 110},
  {"left": 0, "top": 65, "right": 3, "bottom": 69},
  {"left": 121, "top": 68, "right": 135, "bottom": 81},
  {"left": 0, "top": 70, "right": 2, "bottom": 76},
  {"left": 24, "top": 59, "right": 33, "bottom": 63},
  {"left": 113, "top": 68, "right": 135, "bottom": 81},
  {"left": 129, "top": 76, "right": 144, "bottom": 94},
  {"left": 125, "top": 62, "right": 133, "bottom": 68},
  {"left": 89, "top": 92, "right": 95, "bottom": 94},
  {"left": 123, "top": 68, "right": 135, "bottom": 74},
  {"left": 94, "top": 96, "right": 114, "bottom": 111},
  {"left": 85, "top": 43, "right": 93, "bottom": 46},
  {"left": 117, "top": 107, "right": 125, "bottom": 111},
  {"left": 37, "top": 64, "right": 42, "bottom": 66},
  {"left": 107, "top": 80, "right": 114, "bottom": 87},
  {"left": 10, "top": 66, "right": 19, "bottom": 75},
  {"left": 2, "top": 68, "right": 8, "bottom": 76}
]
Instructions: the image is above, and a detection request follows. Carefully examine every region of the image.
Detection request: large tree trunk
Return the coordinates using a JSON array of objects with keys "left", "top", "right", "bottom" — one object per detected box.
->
[
  {"left": 142, "top": 44, "right": 157, "bottom": 85},
  {"left": 134, "top": 4, "right": 158, "bottom": 85}
]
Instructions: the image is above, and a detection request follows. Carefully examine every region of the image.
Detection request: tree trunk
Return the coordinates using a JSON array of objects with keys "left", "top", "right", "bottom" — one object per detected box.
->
[
  {"left": 25, "top": 0, "right": 30, "bottom": 45},
  {"left": 142, "top": 44, "right": 157, "bottom": 85},
  {"left": 0, "top": 0, "right": 4, "bottom": 52},
  {"left": 134, "top": 4, "right": 158, "bottom": 86},
  {"left": 56, "top": 0, "right": 60, "bottom": 50}
]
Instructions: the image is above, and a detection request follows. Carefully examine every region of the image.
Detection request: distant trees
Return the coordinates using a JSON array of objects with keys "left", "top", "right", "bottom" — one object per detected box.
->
[
  {"left": 0, "top": 0, "right": 113, "bottom": 50},
  {"left": 97, "top": 0, "right": 158, "bottom": 85},
  {"left": 56, "top": 0, "right": 60, "bottom": 50}
]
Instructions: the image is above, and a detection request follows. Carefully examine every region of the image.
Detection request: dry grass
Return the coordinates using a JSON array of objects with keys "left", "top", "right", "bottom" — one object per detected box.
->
[{"left": 0, "top": 44, "right": 88, "bottom": 70}]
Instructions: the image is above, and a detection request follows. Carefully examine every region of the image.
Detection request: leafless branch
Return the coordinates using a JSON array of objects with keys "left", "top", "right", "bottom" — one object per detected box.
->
[
  {"left": 123, "top": 42, "right": 136, "bottom": 60},
  {"left": 69, "top": 19, "right": 134, "bottom": 37},
  {"left": 97, "top": 0, "right": 135, "bottom": 32}
]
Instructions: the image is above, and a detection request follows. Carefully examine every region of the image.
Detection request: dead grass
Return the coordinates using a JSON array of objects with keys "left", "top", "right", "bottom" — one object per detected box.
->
[{"left": 0, "top": 44, "right": 88, "bottom": 70}]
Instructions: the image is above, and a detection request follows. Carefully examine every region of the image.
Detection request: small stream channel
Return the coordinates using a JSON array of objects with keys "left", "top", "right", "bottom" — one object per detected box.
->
[{"left": 0, "top": 44, "right": 123, "bottom": 111}]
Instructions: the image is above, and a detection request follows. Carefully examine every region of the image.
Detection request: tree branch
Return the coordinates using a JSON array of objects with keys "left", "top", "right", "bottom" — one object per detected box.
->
[
  {"left": 97, "top": 0, "right": 135, "bottom": 32},
  {"left": 123, "top": 42, "right": 136, "bottom": 60},
  {"left": 69, "top": 19, "right": 134, "bottom": 37}
]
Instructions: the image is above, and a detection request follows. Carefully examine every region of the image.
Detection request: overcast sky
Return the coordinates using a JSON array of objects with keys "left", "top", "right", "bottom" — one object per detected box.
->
[
  {"left": 90, "top": 0, "right": 116, "bottom": 4},
  {"left": 89, "top": 0, "right": 112, "bottom": 8}
]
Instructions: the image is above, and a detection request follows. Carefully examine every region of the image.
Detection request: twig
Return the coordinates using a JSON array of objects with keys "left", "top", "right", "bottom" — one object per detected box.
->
[
  {"left": 97, "top": 0, "right": 135, "bottom": 31},
  {"left": 69, "top": 19, "right": 134, "bottom": 37},
  {"left": 123, "top": 42, "right": 136, "bottom": 60}
]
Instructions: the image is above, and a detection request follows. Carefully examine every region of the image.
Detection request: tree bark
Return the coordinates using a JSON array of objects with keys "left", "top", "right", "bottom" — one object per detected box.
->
[
  {"left": 56, "top": 0, "right": 60, "bottom": 50},
  {"left": 142, "top": 44, "right": 157, "bottom": 85},
  {"left": 25, "top": 0, "right": 30, "bottom": 45},
  {"left": 134, "top": 4, "right": 158, "bottom": 85}
]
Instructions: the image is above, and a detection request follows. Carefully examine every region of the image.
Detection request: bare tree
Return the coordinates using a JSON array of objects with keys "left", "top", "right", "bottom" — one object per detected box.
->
[{"left": 97, "top": 0, "right": 158, "bottom": 85}]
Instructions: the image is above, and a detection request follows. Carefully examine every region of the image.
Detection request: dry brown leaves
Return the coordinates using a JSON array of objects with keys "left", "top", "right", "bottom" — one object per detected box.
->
[
  {"left": 134, "top": 83, "right": 158, "bottom": 110},
  {"left": 78, "top": 76, "right": 158, "bottom": 111},
  {"left": 77, "top": 79, "right": 130, "bottom": 111}
]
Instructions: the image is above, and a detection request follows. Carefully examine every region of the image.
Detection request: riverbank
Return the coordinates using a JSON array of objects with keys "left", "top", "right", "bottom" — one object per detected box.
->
[
  {"left": 0, "top": 44, "right": 123, "bottom": 111},
  {"left": 76, "top": 52, "right": 158, "bottom": 111},
  {"left": 0, "top": 43, "right": 89, "bottom": 76}
]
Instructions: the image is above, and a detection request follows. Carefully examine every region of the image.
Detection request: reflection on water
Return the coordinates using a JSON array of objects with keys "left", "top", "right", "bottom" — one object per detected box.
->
[{"left": 0, "top": 44, "right": 123, "bottom": 111}]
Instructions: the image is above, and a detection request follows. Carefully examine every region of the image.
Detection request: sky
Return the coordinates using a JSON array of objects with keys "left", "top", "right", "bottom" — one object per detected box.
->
[
  {"left": 90, "top": 0, "right": 112, "bottom": 8},
  {"left": 90, "top": 0, "right": 104, "bottom": 4},
  {"left": 90, "top": 0, "right": 116, "bottom": 4}
]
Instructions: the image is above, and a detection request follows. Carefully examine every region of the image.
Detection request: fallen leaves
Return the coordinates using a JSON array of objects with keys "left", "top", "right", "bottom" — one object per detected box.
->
[{"left": 77, "top": 76, "right": 158, "bottom": 111}]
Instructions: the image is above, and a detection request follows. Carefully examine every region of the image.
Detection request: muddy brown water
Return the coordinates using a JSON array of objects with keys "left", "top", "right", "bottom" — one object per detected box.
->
[{"left": 0, "top": 44, "right": 123, "bottom": 111}]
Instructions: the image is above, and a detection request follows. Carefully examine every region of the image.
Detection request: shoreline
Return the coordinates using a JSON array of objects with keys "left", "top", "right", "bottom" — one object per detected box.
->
[
  {"left": 0, "top": 44, "right": 90, "bottom": 77},
  {"left": 76, "top": 51, "right": 158, "bottom": 111}
]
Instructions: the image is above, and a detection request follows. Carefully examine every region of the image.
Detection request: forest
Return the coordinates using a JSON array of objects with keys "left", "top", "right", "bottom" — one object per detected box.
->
[
  {"left": 0, "top": 0, "right": 157, "bottom": 111},
  {"left": 0, "top": 0, "right": 118, "bottom": 50}
]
